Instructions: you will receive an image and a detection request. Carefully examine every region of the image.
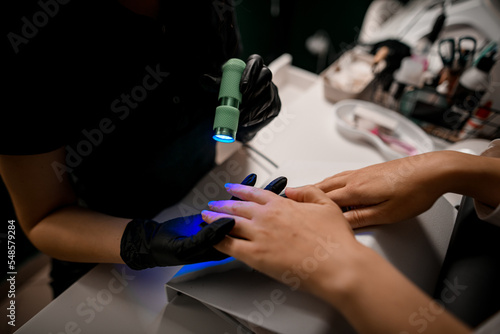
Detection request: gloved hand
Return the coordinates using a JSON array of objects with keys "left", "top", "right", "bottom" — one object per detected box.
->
[
  {"left": 237, "top": 54, "right": 281, "bottom": 143},
  {"left": 201, "top": 54, "right": 281, "bottom": 143},
  {"left": 120, "top": 174, "right": 287, "bottom": 270}
]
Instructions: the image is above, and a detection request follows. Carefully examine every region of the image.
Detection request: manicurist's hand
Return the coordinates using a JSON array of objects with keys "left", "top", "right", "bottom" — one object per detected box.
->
[
  {"left": 201, "top": 54, "right": 281, "bottom": 143},
  {"left": 316, "top": 151, "right": 500, "bottom": 228},
  {"left": 120, "top": 173, "right": 288, "bottom": 270},
  {"left": 202, "top": 184, "right": 362, "bottom": 301},
  {"left": 238, "top": 54, "right": 281, "bottom": 130}
]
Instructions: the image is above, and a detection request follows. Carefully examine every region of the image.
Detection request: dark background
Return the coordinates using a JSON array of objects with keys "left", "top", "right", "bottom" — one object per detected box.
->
[{"left": 235, "top": 0, "right": 373, "bottom": 73}]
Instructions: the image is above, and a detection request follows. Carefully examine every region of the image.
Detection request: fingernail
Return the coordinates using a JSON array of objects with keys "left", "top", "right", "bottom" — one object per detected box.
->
[
  {"left": 207, "top": 201, "right": 215, "bottom": 208},
  {"left": 224, "top": 183, "right": 234, "bottom": 190}
]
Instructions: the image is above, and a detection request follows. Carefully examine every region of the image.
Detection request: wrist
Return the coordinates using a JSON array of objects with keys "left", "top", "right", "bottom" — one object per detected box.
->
[
  {"left": 441, "top": 151, "right": 500, "bottom": 207},
  {"left": 306, "top": 241, "right": 373, "bottom": 308},
  {"left": 308, "top": 240, "right": 414, "bottom": 308},
  {"left": 120, "top": 218, "right": 159, "bottom": 270},
  {"left": 410, "top": 151, "right": 461, "bottom": 198},
  {"left": 315, "top": 244, "right": 471, "bottom": 334}
]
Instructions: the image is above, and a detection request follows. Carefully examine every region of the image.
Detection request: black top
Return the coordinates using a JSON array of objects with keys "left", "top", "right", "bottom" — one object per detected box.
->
[{"left": 3, "top": 0, "right": 241, "bottom": 218}]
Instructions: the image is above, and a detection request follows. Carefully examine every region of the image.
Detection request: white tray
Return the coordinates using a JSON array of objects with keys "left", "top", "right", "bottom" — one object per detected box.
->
[{"left": 333, "top": 99, "right": 434, "bottom": 160}]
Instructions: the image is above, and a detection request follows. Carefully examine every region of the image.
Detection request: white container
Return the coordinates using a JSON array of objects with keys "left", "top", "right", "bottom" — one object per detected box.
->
[
  {"left": 333, "top": 99, "right": 434, "bottom": 160},
  {"left": 322, "top": 49, "right": 375, "bottom": 102}
]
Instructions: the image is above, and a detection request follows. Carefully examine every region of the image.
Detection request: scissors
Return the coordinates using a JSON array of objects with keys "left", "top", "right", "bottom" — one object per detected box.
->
[
  {"left": 438, "top": 36, "right": 476, "bottom": 101},
  {"left": 438, "top": 36, "right": 477, "bottom": 70}
]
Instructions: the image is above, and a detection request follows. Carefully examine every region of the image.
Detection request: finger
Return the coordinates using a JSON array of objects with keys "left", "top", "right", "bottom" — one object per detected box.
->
[
  {"left": 202, "top": 210, "right": 252, "bottom": 227},
  {"left": 202, "top": 210, "right": 255, "bottom": 240},
  {"left": 325, "top": 183, "right": 386, "bottom": 209},
  {"left": 263, "top": 176, "right": 287, "bottom": 195},
  {"left": 324, "top": 188, "right": 365, "bottom": 207},
  {"left": 242, "top": 173, "right": 257, "bottom": 186},
  {"left": 285, "top": 185, "right": 336, "bottom": 206},
  {"left": 344, "top": 205, "right": 387, "bottom": 229},
  {"left": 251, "top": 66, "right": 272, "bottom": 97},
  {"left": 239, "top": 90, "right": 273, "bottom": 126},
  {"left": 314, "top": 172, "right": 350, "bottom": 192},
  {"left": 191, "top": 217, "right": 235, "bottom": 246},
  {"left": 208, "top": 198, "right": 258, "bottom": 218},
  {"left": 170, "top": 236, "right": 229, "bottom": 264},
  {"left": 230, "top": 173, "right": 257, "bottom": 200},
  {"left": 240, "top": 54, "right": 264, "bottom": 95},
  {"left": 201, "top": 210, "right": 234, "bottom": 224},
  {"left": 213, "top": 235, "right": 254, "bottom": 261},
  {"left": 224, "top": 183, "right": 278, "bottom": 205}
]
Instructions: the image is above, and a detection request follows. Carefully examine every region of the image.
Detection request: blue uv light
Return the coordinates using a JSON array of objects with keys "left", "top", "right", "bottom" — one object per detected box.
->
[
  {"left": 173, "top": 257, "right": 236, "bottom": 278},
  {"left": 213, "top": 134, "right": 235, "bottom": 143}
]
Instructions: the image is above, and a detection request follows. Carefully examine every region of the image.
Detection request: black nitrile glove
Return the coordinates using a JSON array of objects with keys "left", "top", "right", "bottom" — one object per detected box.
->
[
  {"left": 237, "top": 54, "right": 281, "bottom": 143},
  {"left": 120, "top": 174, "right": 287, "bottom": 270},
  {"left": 260, "top": 175, "right": 287, "bottom": 196},
  {"left": 201, "top": 54, "right": 281, "bottom": 143},
  {"left": 120, "top": 216, "right": 234, "bottom": 269}
]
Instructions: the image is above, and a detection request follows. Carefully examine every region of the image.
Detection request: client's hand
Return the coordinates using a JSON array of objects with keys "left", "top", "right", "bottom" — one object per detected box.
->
[
  {"left": 202, "top": 183, "right": 472, "bottom": 334},
  {"left": 202, "top": 184, "right": 361, "bottom": 300},
  {"left": 315, "top": 151, "right": 462, "bottom": 228}
]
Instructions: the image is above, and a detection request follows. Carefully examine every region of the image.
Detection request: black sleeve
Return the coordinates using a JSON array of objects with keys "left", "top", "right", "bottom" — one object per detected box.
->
[{"left": 2, "top": 1, "right": 85, "bottom": 155}]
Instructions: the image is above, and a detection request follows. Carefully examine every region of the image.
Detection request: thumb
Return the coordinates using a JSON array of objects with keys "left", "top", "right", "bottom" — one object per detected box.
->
[{"left": 285, "top": 185, "right": 335, "bottom": 206}]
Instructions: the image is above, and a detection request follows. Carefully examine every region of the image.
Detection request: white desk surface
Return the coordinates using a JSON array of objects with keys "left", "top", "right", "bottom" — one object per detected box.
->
[{"left": 15, "top": 63, "right": 459, "bottom": 334}]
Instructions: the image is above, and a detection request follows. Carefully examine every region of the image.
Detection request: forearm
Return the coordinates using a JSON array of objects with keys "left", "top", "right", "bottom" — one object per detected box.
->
[
  {"left": 29, "top": 205, "right": 130, "bottom": 264},
  {"left": 319, "top": 245, "right": 471, "bottom": 334},
  {"left": 1, "top": 150, "right": 130, "bottom": 264}
]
